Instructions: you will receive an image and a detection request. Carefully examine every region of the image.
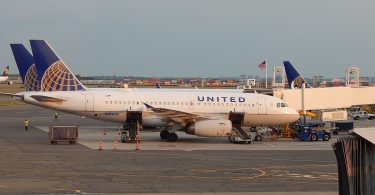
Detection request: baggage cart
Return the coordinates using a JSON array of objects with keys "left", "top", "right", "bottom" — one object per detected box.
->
[{"left": 49, "top": 126, "right": 78, "bottom": 144}]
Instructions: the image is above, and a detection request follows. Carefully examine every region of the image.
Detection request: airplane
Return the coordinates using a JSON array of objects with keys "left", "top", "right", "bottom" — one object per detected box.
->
[
  {"left": 0, "top": 66, "right": 9, "bottom": 83},
  {"left": 5, "top": 40, "right": 299, "bottom": 142},
  {"left": 283, "top": 61, "right": 311, "bottom": 89}
]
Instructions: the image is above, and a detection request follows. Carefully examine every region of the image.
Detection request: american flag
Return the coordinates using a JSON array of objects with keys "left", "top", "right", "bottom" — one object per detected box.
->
[{"left": 258, "top": 60, "right": 266, "bottom": 70}]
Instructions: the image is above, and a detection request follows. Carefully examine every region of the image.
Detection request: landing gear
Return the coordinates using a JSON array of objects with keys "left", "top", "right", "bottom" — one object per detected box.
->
[
  {"left": 167, "top": 132, "right": 178, "bottom": 142},
  {"left": 160, "top": 130, "right": 169, "bottom": 140}
]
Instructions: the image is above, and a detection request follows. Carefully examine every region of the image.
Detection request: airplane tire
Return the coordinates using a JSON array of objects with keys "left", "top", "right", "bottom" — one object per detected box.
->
[
  {"left": 160, "top": 130, "right": 169, "bottom": 140},
  {"left": 167, "top": 133, "right": 178, "bottom": 142}
]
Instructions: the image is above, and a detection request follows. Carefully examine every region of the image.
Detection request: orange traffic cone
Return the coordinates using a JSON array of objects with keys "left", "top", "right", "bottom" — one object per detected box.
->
[
  {"left": 118, "top": 127, "right": 121, "bottom": 135},
  {"left": 135, "top": 136, "right": 140, "bottom": 151},
  {"left": 98, "top": 137, "right": 104, "bottom": 151},
  {"left": 113, "top": 140, "right": 118, "bottom": 151}
]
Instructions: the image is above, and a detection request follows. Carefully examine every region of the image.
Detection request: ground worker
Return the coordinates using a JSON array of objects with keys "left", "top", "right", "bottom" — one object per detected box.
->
[
  {"left": 24, "top": 119, "right": 29, "bottom": 131},
  {"left": 54, "top": 111, "right": 58, "bottom": 121}
]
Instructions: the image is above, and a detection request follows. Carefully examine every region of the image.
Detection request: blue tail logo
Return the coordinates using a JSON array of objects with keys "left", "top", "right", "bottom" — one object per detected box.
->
[
  {"left": 283, "top": 61, "right": 311, "bottom": 88},
  {"left": 2, "top": 66, "right": 9, "bottom": 76},
  {"left": 10, "top": 44, "right": 40, "bottom": 91},
  {"left": 30, "top": 40, "right": 85, "bottom": 92}
]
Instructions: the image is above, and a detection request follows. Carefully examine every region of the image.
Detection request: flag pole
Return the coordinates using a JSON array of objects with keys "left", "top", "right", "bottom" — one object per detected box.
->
[{"left": 265, "top": 60, "right": 268, "bottom": 88}]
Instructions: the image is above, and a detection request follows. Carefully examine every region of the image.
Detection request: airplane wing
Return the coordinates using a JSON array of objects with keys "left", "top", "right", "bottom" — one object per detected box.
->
[
  {"left": 144, "top": 103, "right": 216, "bottom": 123},
  {"left": 30, "top": 95, "right": 65, "bottom": 103}
]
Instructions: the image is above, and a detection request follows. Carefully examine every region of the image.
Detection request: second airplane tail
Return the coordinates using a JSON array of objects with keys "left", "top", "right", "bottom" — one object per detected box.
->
[
  {"left": 1, "top": 66, "right": 9, "bottom": 77},
  {"left": 283, "top": 61, "right": 311, "bottom": 88},
  {"left": 30, "top": 40, "right": 86, "bottom": 91},
  {"left": 10, "top": 44, "right": 40, "bottom": 91}
]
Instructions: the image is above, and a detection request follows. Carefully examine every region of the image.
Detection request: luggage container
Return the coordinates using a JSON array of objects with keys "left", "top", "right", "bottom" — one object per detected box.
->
[{"left": 49, "top": 126, "right": 78, "bottom": 144}]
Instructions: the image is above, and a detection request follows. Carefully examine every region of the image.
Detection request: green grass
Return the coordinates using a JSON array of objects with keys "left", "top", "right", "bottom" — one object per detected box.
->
[{"left": 0, "top": 101, "right": 26, "bottom": 106}]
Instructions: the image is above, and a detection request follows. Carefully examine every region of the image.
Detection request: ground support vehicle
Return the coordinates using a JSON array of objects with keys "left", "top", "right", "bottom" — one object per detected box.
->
[
  {"left": 229, "top": 126, "right": 251, "bottom": 144},
  {"left": 49, "top": 126, "right": 78, "bottom": 144},
  {"left": 294, "top": 125, "right": 331, "bottom": 141}
]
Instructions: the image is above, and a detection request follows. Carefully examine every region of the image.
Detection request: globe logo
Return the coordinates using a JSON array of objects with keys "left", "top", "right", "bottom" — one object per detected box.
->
[
  {"left": 41, "top": 61, "right": 84, "bottom": 91},
  {"left": 24, "top": 64, "right": 40, "bottom": 91}
]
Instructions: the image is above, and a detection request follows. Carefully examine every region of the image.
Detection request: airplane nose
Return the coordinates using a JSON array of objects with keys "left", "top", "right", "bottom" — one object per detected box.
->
[{"left": 287, "top": 108, "right": 300, "bottom": 123}]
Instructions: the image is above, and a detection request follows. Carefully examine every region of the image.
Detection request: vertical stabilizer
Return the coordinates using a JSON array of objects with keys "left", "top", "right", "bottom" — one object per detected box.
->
[
  {"left": 2, "top": 66, "right": 9, "bottom": 76},
  {"left": 283, "top": 61, "right": 311, "bottom": 88},
  {"left": 30, "top": 40, "right": 85, "bottom": 91},
  {"left": 10, "top": 44, "right": 40, "bottom": 91}
]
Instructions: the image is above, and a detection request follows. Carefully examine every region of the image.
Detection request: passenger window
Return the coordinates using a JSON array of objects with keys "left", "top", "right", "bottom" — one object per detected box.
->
[
  {"left": 110, "top": 101, "right": 112, "bottom": 104},
  {"left": 168, "top": 102, "right": 170, "bottom": 105}
]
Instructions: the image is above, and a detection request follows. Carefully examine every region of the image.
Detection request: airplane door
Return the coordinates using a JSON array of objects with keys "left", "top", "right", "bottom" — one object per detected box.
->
[
  {"left": 189, "top": 100, "right": 194, "bottom": 110},
  {"left": 85, "top": 94, "right": 94, "bottom": 112},
  {"left": 257, "top": 96, "right": 267, "bottom": 114}
]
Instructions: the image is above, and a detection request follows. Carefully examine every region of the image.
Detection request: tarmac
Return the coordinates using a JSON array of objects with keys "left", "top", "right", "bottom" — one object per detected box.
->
[{"left": 2, "top": 102, "right": 370, "bottom": 194}]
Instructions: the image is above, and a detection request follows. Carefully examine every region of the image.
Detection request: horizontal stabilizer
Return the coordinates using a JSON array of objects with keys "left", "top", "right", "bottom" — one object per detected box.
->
[{"left": 30, "top": 95, "right": 65, "bottom": 103}]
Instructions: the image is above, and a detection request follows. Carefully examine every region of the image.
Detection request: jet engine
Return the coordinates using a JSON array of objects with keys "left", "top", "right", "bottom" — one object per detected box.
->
[{"left": 186, "top": 120, "right": 232, "bottom": 137}]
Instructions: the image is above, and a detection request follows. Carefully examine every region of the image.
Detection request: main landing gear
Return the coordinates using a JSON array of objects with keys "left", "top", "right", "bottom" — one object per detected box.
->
[{"left": 160, "top": 129, "right": 178, "bottom": 142}]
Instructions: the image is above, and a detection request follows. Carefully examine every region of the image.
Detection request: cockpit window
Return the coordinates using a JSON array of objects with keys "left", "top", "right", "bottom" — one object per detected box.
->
[{"left": 277, "top": 103, "right": 288, "bottom": 108}]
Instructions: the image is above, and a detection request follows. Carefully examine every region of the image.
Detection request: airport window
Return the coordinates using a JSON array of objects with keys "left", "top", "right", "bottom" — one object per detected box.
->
[{"left": 137, "top": 101, "right": 139, "bottom": 105}]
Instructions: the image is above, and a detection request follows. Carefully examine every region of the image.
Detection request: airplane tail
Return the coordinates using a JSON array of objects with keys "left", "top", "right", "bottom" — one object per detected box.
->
[
  {"left": 10, "top": 44, "right": 40, "bottom": 91},
  {"left": 30, "top": 40, "right": 86, "bottom": 91},
  {"left": 1, "top": 66, "right": 9, "bottom": 76},
  {"left": 283, "top": 61, "right": 311, "bottom": 88}
]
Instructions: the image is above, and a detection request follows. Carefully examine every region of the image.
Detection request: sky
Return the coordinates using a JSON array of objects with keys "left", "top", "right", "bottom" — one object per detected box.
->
[{"left": 0, "top": 0, "right": 375, "bottom": 78}]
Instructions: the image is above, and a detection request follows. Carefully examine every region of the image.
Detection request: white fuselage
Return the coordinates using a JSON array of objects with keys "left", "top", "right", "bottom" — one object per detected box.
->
[
  {"left": 20, "top": 90, "right": 299, "bottom": 127},
  {"left": 0, "top": 76, "right": 8, "bottom": 83}
]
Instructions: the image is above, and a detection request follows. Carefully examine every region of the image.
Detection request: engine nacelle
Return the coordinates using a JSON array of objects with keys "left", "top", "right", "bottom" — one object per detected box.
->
[{"left": 186, "top": 120, "right": 232, "bottom": 137}]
